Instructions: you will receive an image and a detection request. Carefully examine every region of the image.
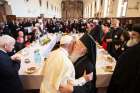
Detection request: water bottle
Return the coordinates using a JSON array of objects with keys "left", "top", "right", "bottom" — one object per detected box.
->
[{"left": 34, "top": 49, "right": 41, "bottom": 65}]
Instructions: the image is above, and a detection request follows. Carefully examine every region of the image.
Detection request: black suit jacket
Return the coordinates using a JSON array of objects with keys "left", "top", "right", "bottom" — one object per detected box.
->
[{"left": 0, "top": 50, "right": 23, "bottom": 93}]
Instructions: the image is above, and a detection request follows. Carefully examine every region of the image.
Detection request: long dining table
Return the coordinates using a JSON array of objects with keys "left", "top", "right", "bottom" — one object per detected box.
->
[{"left": 17, "top": 33, "right": 116, "bottom": 93}]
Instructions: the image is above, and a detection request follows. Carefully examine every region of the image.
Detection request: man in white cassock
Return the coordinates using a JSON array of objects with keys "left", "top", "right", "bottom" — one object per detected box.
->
[{"left": 40, "top": 35, "right": 92, "bottom": 93}]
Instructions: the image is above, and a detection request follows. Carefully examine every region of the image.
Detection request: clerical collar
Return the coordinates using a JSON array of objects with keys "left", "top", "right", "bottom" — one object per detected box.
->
[
  {"left": 0, "top": 48, "right": 7, "bottom": 53},
  {"left": 60, "top": 47, "right": 69, "bottom": 57}
]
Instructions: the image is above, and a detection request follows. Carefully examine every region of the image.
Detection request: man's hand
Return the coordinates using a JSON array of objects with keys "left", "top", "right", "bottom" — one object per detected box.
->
[
  {"left": 59, "top": 81, "right": 73, "bottom": 93},
  {"left": 83, "top": 72, "right": 93, "bottom": 82},
  {"left": 11, "top": 54, "right": 22, "bottom": 62},
  {"left": 115, "top": 45, "right": 120, "bottom": 50},
  {"left": 106, "top": 39, "right": 112, "bottom": 43}
]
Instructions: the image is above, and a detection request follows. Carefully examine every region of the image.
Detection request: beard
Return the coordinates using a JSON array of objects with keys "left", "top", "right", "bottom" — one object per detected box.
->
[
  {"left": 69, "top": 51, "right": 85, "bottom": 63},
  {"left": 127, "top": 38, "right": 140, "bottom": 47}
]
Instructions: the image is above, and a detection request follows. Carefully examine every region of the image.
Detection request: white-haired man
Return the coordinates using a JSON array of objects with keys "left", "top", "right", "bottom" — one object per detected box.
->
[
  {"left": 0, "top": 35, "right": 23, "bottom": 93},
  {"left": 40, "top": 35, "right": 92, "bottom": 93},
  {"left": 106, "top": 19, "right": 123, "bottom": 60}
]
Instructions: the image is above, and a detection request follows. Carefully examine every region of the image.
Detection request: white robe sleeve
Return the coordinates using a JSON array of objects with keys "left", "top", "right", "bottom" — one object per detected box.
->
[
  {"left": 41, "top": 53, "right": 67, "bottom": 93},
  {"left": 74, "top": 77, "right": 87, "bottom": 86}
]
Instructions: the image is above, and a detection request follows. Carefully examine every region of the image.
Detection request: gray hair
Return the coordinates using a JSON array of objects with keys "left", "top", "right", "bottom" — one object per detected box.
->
[{"left": 0, "top": 35, "right": 15, "bottom": 48}]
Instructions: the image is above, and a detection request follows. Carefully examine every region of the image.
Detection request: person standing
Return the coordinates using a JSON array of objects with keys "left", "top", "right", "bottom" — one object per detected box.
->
[
  {"left": 40, "top": 35, "right": 91, "bottom": 93},
  {"left": 71, "top": 33, "right": 97, "bottom": 93},
  {"left": 107, "top": 23, "right": 140, "bottom": 93},
  {"left": 59, "top": 33, "right": 96, "bottom": 93},
  {"left": 0, "top": 35, "right": 23, "bottom": 93},
  {"left": 106, "top": 19, "right": 123, "bottom": 60}
]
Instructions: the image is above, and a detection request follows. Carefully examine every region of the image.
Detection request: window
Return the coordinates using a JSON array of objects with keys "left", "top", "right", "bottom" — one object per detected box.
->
[
  {"left": 39, "top": 0, "right": 42, "bottom": 7},
  {"left": 51, "top": 5, "right": 53, "bottom": 10},
  {"left": 46, "top": 1, "right": 48, "bottom": 9},
  {"left": 101, "top": 0, "right": 103, "bottom": 6},
  {"left": 26, "top": 0, "right": 29, "bottom": 2},
  {"left": 55, "top": 6, "right": 57, "bottom": 12},
  {"left": 25, "top": 0, "right": 29, "bottom": 2}
]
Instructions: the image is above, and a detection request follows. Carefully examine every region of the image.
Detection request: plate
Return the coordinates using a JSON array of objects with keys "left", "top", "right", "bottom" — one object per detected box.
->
[
  {"left": 25, "top": 67, "right": 37, "bottom": 74},
  {"left": 24, "top": 58, "right": 31, "bottom": 63},
  {"left": 103, "top": 66, "right": 113, "bottom": 72},
  {"left": 106, "top": 56, "right": 114, "bottom": 63}
]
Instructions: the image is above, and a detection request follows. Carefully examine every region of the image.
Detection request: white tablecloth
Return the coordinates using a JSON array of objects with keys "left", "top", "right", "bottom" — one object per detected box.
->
[
  {"left": 96, "top": 48, "right": 116, "bottom": 87},
  {"left": 18, "top": 33, "right": 57, "bottom": 89},
  {"left": 18, "top": 34, "right": 116, "bottom": 89}
]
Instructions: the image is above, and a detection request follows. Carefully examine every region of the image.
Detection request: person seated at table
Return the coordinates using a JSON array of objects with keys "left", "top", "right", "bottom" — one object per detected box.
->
[
  {"left": 60, "top": 33, "right": 97, "bottom": 93},
  {"left": 101, "top": 23, "right": 110, "bottom": 50},
  {"left": 0, "top": 35, "right": 23, "bottom": 93},
  {"left": 107, "top": 23, "right": 140, "bottom": 93},
  {"left": 15, "top": 31, "right": 25, "bottom": 52},
  {"left": 40, "top": 35, "right": 92, "bottom": 93}
]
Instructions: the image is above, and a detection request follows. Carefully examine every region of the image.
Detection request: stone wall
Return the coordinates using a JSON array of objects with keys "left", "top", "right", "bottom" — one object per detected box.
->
[
  {"left": 126, "top": 0, "right": 140, "bottom": 17},
  {"left": 62, "top": 1, "right": 83, "bottom": 20}
]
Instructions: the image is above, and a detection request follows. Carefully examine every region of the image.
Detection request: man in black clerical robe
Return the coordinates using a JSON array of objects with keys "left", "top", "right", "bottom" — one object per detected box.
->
[
  {"left": 107, "top": 23, "right": 140, "bottom": 93},
  {"left": 73, "top": 33, "right": 97, "bottom": 93},
  {"left": 104, "top": 19, "right": 123, "bottom": 60}
]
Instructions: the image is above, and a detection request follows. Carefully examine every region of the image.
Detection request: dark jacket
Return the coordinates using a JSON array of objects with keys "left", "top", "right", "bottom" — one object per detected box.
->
[
  {"left": 15, "top": 42, "right": 25, "bottom": 52},
  {"left": 106, "top": 27, "right": 123, "bottom": 60},
  {"left": 0, "top": 50, "right": 23, "bottom": 93},
  {"left": 73, "top": 55, "right": 96, "bottom": 93},
  {"left": 107, "top": 42, "right": 140, "bottom": 93}
]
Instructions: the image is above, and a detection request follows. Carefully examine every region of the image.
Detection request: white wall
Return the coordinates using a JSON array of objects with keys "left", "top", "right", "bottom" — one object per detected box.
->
[
  {"left": 5, "top": 0, "right": 140, "bottom": 18},
  {"left": 83, "top": 0, "right": 95, "bottom": 18},
  {"left": 6, "top": 0, "right": 62, "bottom": 18},
  {"left": 103, "top": 0, "right": 108, "bottom": 17}
]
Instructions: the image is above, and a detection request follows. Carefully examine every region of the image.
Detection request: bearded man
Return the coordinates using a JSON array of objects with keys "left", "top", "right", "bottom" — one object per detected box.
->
[
  {"left": 40, "top": 35, "right": 92, "bottom": 93},
  {"left": 107, "top": 23, "right": 140, "bottom": 93},
  {"left": 70, "top": 33, "right": 97, "bottom": 93},
  {"left": 59, "top": 33, "right": 97, "bottom": 93}
]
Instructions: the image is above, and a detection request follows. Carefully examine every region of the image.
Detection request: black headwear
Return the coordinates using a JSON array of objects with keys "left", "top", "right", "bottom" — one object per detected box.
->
[
  {"left": 132, "top": 23, "right": 140, "bottom": 34},
  {"left": 80, "top": 33, "right": 96, "bottom": 63}
]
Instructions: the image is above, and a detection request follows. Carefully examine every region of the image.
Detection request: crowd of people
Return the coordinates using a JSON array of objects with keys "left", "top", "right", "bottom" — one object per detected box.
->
[
  {"left": 0, "top": 17, "right": 133, "bottom": 59},
  {"left": 0, "top": 16, "right": 140, "bottom": 93}
]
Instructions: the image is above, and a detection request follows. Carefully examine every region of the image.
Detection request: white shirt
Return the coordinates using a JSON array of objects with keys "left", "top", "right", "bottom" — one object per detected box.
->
[{"left": 0, "top": 48, "right": 7, "bottom": 53}]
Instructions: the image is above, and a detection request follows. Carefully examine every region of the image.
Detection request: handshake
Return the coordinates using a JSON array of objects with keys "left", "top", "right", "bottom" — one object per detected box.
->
[
  {"left": 83, "top": 72, "right": 93, "bottom": 82},
  {"left": 59, "top": 72, "right": 93, "bottom": 93}
]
